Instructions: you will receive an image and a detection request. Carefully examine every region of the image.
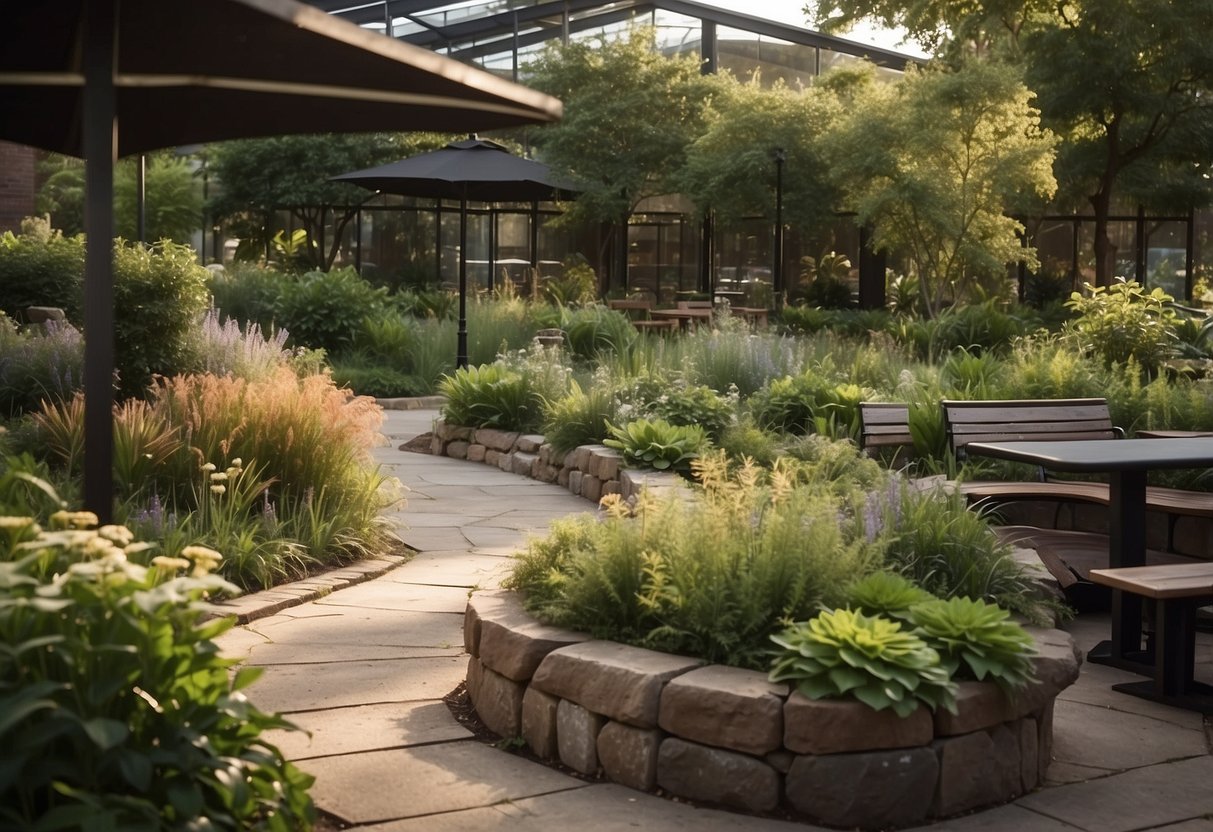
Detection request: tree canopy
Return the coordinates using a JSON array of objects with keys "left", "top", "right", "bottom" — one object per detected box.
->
[
  {"left": 206, "top": 132, "right": 449, "bottom": 271},
  {"left": 824, "top": 61, "right": 1056, "bottom": 315}
]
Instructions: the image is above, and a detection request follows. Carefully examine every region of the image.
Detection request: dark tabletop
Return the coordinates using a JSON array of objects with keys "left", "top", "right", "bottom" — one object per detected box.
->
[{"left": 964, "top": 438, "right": 1213, "bottom": 474}]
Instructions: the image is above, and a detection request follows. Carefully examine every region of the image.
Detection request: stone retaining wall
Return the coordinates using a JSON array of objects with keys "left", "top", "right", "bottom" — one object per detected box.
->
[
  {"left": 464, "top": 590, "right": 1082, "bottom": 830},
  {"left": 429, "top": 418, "right": 691, "bottom": 504}
]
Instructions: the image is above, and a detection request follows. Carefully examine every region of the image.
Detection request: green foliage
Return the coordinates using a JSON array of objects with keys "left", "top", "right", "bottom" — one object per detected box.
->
[
  {"left": 541, "top": 260, "right": 599, "bottom": 305},
  {"left": 526, "top": 28, "right": 721, "bottom": 227},
  {"left": 272, "top": 268, "right": 389, "bottom": 356},
  {"left": 1064, "top": 281, "right": 1179, "bottom": 375},
  {"left": 604, "top": 418, "right": 708, "bottom": 473},
  {"left": 112, "top": 240, "right": 211, "bottom": 397},
  {"left": 797, "top": 251, "right": 854, "bottom": 308},
  {"left": 908, "top": 597, "right": 1037, "bottom": 691},
  {"left": 541, "top": 378, "right": 616, "bottom": 455},
  {"left": 330, "top": 361, "right": 424, "bottom": 398},
  {"left": 208, "top": 132, "right": 449, "bottom": 271},
  {"left": 844, "top": 570, "right": 937, "bottom": 621},
  {"left": 748, "top": 371, "right": 833, "bottom": 435},
  {"left": 0, "top": 512, "right": 315, "bottom": 830},
  {"left": 208, "top": 263, "right": 286, "bottom": 333},
  {"left": 824, "top": 61, "right": 1056, "bottom": 316},
  {"left": 440, "top": 363, "right": 545, "bottom": 432},
  {"left": 717, "top": 419, "right": 783, "bottom": 467},
  {"left": 37, "top": 152, "right": 203, "bottom": 244},
  {"left": 769, "top": 609, "right": 957, "bottom": 717},
  {"left": 868, "top": 481, "right": 1046, "bottom": 621},
  {"left": 189, "top": 310, "right": 292, "bottom": 382},
  {"left": 0, "top": 218, "right": 85, "bottom": 324},
  {"left": 506, "top": 455, "right": 874, "bottom": 668},
  {"left": 639, "top": 381, "right": 736, "bottom": 441},
  {"left": 561, "top": 305, "right": 638, "bottom": 362},
  {"left": 0, "top": 317, "right": 84, "bottom": 418}
]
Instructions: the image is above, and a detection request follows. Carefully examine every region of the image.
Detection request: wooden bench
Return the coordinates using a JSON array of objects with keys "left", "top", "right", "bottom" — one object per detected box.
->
[
  {"left": 858, "top": 402, "right": 915, "bottom": 463},
  {"left": 1088, "top": 563, "right": 1213, "bottom": 712}
]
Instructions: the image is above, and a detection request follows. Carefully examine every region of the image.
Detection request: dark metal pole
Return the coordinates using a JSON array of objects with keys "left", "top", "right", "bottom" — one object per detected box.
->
[
  {"left": 136, "top": 154, "right": 146, "bottom": 243},
  {"left": 773, "top": 148, "right": 786, "bottom": 302},
  {"left": 83, "top": 0, "right": 117, "bottom": 522},
  {"left": 457, "top": 196, "right": 469, "bottom": 369}
]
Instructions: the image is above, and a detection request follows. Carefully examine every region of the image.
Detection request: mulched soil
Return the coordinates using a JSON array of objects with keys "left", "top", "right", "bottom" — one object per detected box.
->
[{"left": 399, "top": 432, "right": 434, "bottom": 454}]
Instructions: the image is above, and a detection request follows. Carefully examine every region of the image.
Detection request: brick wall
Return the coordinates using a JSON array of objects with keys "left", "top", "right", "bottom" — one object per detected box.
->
[{"left": 0, "top": 141, "right": 38, "bottom": 233}]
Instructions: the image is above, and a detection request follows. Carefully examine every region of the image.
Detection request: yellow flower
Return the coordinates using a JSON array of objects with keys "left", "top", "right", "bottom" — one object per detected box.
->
[
  {"left": 0, "top": 516, "right": 36, "bottom": 530},
  {"left": 152, "top": 555, "right": 191, "bottom": 571},
  {"left": 182, "top": 545, "right": 224, "bottom": 573},
  {"left": 210, "top": 484, "right": 227, "bottom": 495},
  {"left": 230, "top": 458, "right": 243, "bottom": 468},
  {"left": 98, "top": 525, "right": 134, "bottom": 546},
  {"left": 210, "top": 471, "right": 228, "bottom": 482},
  {"left": 49, "top": 510, "right": 99, "bottom": 530},
  {"left": 201, "top": 462, "right": 217, "bottom": 473}
]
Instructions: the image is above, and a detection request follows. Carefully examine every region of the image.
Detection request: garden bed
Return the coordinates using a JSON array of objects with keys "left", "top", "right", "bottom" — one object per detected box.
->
[{"left": 463, "top": 590, "right": 1081, "bottom": 830}]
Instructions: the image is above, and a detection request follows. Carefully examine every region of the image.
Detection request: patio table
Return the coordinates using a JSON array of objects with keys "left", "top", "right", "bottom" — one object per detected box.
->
[
  {"left": 650, "top": 308, "right": 712, "bottom": 331},
  {"left": 964, "top": 438, "right": 1213, "bottom": 672}
]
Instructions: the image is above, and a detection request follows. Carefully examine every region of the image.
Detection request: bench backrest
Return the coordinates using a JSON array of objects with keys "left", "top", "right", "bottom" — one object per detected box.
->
[
  {"left": 942, "top": 397, "right": 1120, "bottom": 460},
  {"left": 858, "top": 402, "right": 913, "bottom": 455}
]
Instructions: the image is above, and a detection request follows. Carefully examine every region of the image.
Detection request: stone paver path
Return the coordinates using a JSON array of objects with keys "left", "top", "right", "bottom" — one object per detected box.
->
[{"left": 216, "top": 409, "right": 1213, "bottom": 831}]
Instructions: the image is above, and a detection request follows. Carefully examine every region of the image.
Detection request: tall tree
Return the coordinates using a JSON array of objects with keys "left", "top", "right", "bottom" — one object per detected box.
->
[
  {"left": 824, "top": 61, "right": 1056, "bottom": 316},
  {"left": 1024, "top": 1, "right": 1213, "bottom": 286},
  {"left": 206, "top": 132, "right": 448, "bottom": 271},
  {"left": 680, "top": 72, "right": 856, "bottom": 230},
  {"left": 524, "top": 28, "right": 721, "bottom": 281}
]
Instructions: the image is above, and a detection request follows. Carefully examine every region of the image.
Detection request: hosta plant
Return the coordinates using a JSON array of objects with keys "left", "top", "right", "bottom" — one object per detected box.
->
[
  {"left": 769, "top": 608, "right": 957, "bottom": 717},
  {"left": 439, "top": 363, "right": 544, "bottom": 432},
  {"left": 908, "top": 596, "right": 1037, "bottom": 691},
  {"left": 604, "top": 418, "right": 708, "bottom": 474},
  {"left": 844, "top": 571, "right": 936, "bottom": 622}
]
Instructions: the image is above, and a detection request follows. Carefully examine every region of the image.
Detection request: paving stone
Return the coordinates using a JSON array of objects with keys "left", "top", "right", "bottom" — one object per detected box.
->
[
  {"left": 597, "top": 720, "right": 661, "bottom": 791},
  {"left": 314, "top": 581, "right": 470, "bottom": 613},
  {"left": 1016, "top": 755, "right": 1213, "bottom": 832},
  {"left": 244, "top": 608, "right": 464, "bottom": 657},
  {"left": 264, "top": 700, "right": 471, "bottom": 760},
  {"left": 558, "top": 699, "right": 605, "bottom": 775},
  {"left": 301, "top": 741, "right": 583, "bottom": 824},
  {"left": 532, "top": 640, "right": 702, "bottom": 728},
  {"left": 659, "top": 665, "right": 786, "bottom": 756},
  {"left": 921, "top": 803, "right": 1083, "bottom": 830},
  {"left": 246, "top": 656, "right": 466, "bottom": 713},
  {"left": 521, "top": 687, "right": 560, "bottom": 759},
  {"left": 1049, "top": 696, "right": 1208, "bottom": 771},
  {"left": 657, "top": 738, "right": 779, "bottom": 814},
  {"left": 358, "top": 782, "right": 810, "bottom": 832},
  {"left": 786, "top": 747, "right": 938, "bottom": 829},
  {"left": 784, "top": 692, "right": 932, "bottom": 754}
]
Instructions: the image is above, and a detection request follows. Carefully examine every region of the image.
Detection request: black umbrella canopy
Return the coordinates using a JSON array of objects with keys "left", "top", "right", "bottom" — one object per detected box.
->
[
  {"left": 0, "top": 0, "right": 561, "bottom": 521},
  {"left": 334, "top": 136, "right": 579, "bottom": 370},
  {"left": 332, "top": 137, "right": 578, "bottom": 202},
  {"left": 0, "top": 0, "right": 562, "bottom": 157}
]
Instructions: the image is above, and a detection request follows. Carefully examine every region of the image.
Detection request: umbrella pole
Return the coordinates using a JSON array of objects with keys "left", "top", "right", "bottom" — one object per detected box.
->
[
  {"left": 457, "top": 197, "right": 469, "bottom": 369},
  {"left": 83, "top": 2, "right": 117, "bottom": 523}
]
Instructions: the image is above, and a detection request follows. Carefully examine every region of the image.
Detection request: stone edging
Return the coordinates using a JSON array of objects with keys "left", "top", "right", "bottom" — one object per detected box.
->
[
  {"left": 428, "top": 418, "right": 692, "bottom": 504},
  {"left": 463, "top": 590, "right": 1082, "bottom": 830}
]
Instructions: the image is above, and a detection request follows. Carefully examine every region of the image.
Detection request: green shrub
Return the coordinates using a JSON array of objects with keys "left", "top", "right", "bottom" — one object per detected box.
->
[
  {"left": 0, "top": 218, "right": 85, "bottom": 324},
  {"left": 908, "top": 597, "right": 1036, "bottom": 692},
  {"left": 208, "top": 264, "right": 286, "bottom": 333},
  {"left": 718, "top": 419, "right": 783, "bottom": 467},
  {"left": 1064, "top": 281, "right": 1179, "bottom": 375},
  {"left": 604, "top": 418, "right": 707, "bottom": 473},
  {"left": 439, "top": 363, "right": 544, "bottom": 432},
  {"left": 355, "top": 311, "right": 416, "bottom": 364},
  {"left": 0, "top": 512, "right": 315, "bottom": 829},
  {"left": 769, "top": 608, "right": 957, "bottom": 717},
  {"left": 0, "top": 317, "right": 84, "bottom": 417},
  {"left": 112, "top": 240, "right": 210, "bottom": 397},
  {"left": 541, "top": 378, "right": 616, "bottom": 455},
  {"left": 273, "top": 267, "right": 389, "bottom": 355},
  {"left": 506, "top": 455, "right": 873, "bottom": 668},
  {"left": 640, "top": 382, "right": 736, "bottom": 441},
  {"left": 562, "top": 304, "right": 637, "bottom": 362},
  {"left": 331, "top": 361, "right": 425, "bottom": 398},
  {"left": 748, "top": 371, "right": 833, "bottom": 435}
]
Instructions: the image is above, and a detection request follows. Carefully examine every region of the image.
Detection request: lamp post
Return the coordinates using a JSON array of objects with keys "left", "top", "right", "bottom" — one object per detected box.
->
[{"left": 773, "top": 147, "right": 786, "bottom": 302}]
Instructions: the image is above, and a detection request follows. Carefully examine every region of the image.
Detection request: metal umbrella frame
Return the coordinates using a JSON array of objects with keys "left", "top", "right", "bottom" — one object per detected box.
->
[
  {"left": 0, "top": 0, "right": 561, "bottom": 520},
  {"left": 334, "top": 136, "right": 577, "bottom": 368}
]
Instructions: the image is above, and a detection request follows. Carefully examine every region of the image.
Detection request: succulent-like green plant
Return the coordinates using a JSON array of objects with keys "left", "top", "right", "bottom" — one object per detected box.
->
[
  {"left": 604, "top": 418, "right": 707, "bottom": 473},
  {"left": 908, "top": 597, "right": 1037, "bottom": 691},
  {"left": 769, "top": 608, "right": 957, "bottom": 717},
  {"left": 844, "top": 571, "right": 936, "bottom": 621}
]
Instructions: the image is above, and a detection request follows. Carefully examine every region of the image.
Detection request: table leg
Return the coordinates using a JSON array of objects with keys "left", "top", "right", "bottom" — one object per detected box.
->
[{"left": 1089, "top": 469, "right": 1151, "bottom": 671}]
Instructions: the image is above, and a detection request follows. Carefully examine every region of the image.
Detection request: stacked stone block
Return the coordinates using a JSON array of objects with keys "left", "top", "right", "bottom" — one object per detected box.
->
[{"left": 464, "top": 590, "right": 1082, "bottom": 830}]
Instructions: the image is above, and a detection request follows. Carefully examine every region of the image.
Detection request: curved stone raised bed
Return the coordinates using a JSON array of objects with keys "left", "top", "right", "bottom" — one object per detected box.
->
[{"left": 463, "top": 590, "right": 1082, "bottom": 830}]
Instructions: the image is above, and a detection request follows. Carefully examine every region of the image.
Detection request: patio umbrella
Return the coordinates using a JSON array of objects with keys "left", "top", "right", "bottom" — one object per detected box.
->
[
  {"left": 333, "top": 136, "right": 578, "bottom": 368},
  {"left": 0, "top": 0, "right": 561, "bottom": 520}
]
